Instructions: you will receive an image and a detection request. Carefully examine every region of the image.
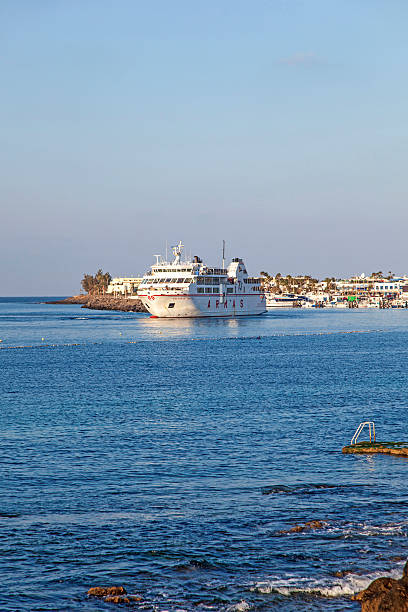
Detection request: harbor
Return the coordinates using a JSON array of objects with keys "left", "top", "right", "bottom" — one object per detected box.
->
[
  {"left": 2, "top": 0, "right": 407, "bottom": 609},
  {"left": 57, "top": 257, "right": 408, "bottom": 316},
  {"left": 262, "top": 272, "right": 408, "bottom": 310}
]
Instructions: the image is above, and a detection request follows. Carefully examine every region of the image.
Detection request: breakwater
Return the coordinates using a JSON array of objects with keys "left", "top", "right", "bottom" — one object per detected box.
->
[{"left": 46, "top": 294, "right": 147, "bottom": 312}]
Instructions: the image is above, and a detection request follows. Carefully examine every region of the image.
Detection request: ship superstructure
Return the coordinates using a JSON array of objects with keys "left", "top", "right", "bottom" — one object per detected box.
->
[{"left": 138, "top": 242, "right": 266, "bottom": 318}]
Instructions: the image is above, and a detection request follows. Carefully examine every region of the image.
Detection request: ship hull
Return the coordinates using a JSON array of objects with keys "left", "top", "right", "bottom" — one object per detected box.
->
[{"left": 139, "top": 294, "right": 266, "bottom": 318}]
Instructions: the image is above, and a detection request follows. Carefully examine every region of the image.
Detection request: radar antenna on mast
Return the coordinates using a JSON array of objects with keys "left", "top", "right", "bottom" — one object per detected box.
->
[{"left": 172, "top": 241, "right": 184, "bottom": 264}]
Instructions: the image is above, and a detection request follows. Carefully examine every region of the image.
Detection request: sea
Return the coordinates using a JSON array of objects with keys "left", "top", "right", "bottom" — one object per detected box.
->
[{"left": 1, "top": 297, "right": 407, "bottom": 611}]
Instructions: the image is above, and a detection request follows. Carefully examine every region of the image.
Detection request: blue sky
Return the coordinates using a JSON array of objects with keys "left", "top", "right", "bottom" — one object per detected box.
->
[{"left": 1, "top": 1, "right": 407, "bottom": 294}]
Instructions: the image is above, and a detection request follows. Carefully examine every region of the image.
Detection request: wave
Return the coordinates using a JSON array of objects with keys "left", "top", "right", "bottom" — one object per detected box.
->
[
  {"left": 325, "top": 520, "right": 408, "bottom": 538},
  {"left": 226, "top": 601, "right": 251, "bottom": 611},
  {"left": 173, "top": 558, "right": 218, "bottom": 572},
  {"left": 261, "top": 483, "right": 366, "bottom": 496},
  {"left": 250, "top": 562, "right": 406, "bottom": 598},
  {"left": 272, "top": 518, "right": 408, "bottom": 539}
]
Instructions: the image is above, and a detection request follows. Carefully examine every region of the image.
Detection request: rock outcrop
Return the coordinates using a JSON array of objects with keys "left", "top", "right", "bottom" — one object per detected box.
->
[
  {"left": 352, "top": 560, "right": 408, "bottom": 611},
  {"left": 343, "top": 444, "right": 408, "bottom": 457},
  {"left": 45, "top": 294, "right": 148, "bottom": 313},
  {"left": 81, "top": 295, "right": 147, "bottom": 312},
  {"left": 87, "top": 586, "right": 142, "bottom": 604},
  {"left": 342, "top": 442, "right": 408, "bottom": 457},
  {"left": 88, "top": 586, "right": 127, "bottom": 597},
  {"left": 45, "top": 295, "right": 89, "bottom": 305},
  {"left": 279, "top": 520, "right": 327, "bottom": 534}
]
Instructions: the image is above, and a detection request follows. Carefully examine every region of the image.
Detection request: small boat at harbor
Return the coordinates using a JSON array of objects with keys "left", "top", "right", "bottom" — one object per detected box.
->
[{"left": 265, "top": 293, "right": 306, "bottom": 308}]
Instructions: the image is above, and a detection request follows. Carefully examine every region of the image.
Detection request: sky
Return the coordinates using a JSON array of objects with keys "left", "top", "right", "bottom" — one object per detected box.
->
[{"left": 1, "top": 1, "right": 407, "bottom": 295}]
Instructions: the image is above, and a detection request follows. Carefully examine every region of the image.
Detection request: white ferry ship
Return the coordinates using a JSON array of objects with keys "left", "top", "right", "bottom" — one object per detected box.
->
[{"left": 138, "top": 242, "right": 266, "bottom": 318}]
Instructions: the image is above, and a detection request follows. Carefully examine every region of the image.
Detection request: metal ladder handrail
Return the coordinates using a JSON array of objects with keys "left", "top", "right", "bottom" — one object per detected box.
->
[{"left": 351, "top": 421, "right": 375, "bottom": 445}]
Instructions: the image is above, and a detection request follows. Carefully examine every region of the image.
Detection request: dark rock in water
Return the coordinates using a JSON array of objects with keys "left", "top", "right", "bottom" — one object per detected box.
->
[
  {"left": 105, "top": 595, "right": 142, "bottom": 604},
  {"left": 88, "top": 586, "right": 127, "bottom": 597},
  {"left": 333, "top": 569, "right": 354, "bottom": 578},
  {"left": 279, "top": 520, "right": 326, "bottom": 534},
  {"left": 87, "top": 585, "right": 142, "bottom": 605},
  {"left": 352, "top": 560, "right": 408, "bottom": 611},
  {"left": 342, "top": 443, "right": 408, "bottom": 457}
]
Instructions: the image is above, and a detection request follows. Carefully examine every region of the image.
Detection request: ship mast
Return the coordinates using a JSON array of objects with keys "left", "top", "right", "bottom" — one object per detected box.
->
[{"left": 172, "top": 241, "right": 184, "bottom": 264}]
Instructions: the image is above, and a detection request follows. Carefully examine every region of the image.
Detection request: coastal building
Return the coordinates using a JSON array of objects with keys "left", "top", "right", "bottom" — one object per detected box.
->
[
  {"left": 373, "top": 279, "right": 408, "bottom": 296},
  {"left": 335, "top": 277, "right": 374, "bottom": 294},
  {"left": 335, "top": 276, "right": 408, "bottom": 297},
  {"left": 106, "top": 277, "right": 143, "bottom": 296}
]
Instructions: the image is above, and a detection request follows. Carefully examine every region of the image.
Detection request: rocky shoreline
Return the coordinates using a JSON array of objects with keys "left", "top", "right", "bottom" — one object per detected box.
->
[
  {"left": 353, "top": 559, "right": 408, "bottom": 611},
  {"left": 45, "top": 295, "right": 148, "bottom": 313}
]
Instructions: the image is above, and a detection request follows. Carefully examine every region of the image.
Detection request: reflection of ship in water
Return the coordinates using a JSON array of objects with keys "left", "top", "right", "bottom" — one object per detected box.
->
[
  {"left": 138, "top": 242, "right": 266, "bottom": 318},
  {"left": 137, "top": 312, "right": 241, "bottom": 338}
]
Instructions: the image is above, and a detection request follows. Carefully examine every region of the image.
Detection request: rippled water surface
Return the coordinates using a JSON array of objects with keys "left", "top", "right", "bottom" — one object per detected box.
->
[{"left": 1, "top": 298, "right": 407, "bottom": 611}]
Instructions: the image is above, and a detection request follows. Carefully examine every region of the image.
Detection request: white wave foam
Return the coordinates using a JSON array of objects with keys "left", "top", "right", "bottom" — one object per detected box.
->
[
  {"left": 325, "top": 520, "right": 408, "bottom": 538},
  {"left": 227, "top": 601, "right": 251, "bottom": 611},
  {"left": 251, "top": 563, "right": 405, "bottom": 598}
]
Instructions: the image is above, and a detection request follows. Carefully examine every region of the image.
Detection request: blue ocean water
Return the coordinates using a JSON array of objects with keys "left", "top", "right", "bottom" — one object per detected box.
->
[{"left": 0, "top": 298, "right": 407, "bottom": 611}]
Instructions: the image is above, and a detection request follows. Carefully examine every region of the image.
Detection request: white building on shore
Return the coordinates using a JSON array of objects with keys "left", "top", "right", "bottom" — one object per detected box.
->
[
  {"left": 335, "top": 275, "right": 408, "bottom": 297},
  {"left": 106, "top": 277, "right": 143, "bottom": 296}
]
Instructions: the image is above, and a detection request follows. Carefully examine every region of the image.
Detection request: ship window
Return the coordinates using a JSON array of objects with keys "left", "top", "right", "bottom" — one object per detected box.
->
[
  {"left": 212, "top": 287, "right": 219, "bottom": 293},
  {"left": 177, "top": 278, "right": 184, "bottom": 283},
  {"left": 197, "top": 287, "right": 204, "bottom": 293},
  {"left": 205, "top": 288, "right": 212, "bottom": 293},
  {"left": 168, "top": 303, "right": 175, "bottom": 308},
  {"left": 227, "top": 288, "right": 233, "bottom": 293}
]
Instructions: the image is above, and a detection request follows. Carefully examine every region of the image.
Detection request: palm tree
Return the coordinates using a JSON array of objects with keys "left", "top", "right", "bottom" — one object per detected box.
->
[{"left": 81, "top": 269, "right": 112, "bottom": 295}]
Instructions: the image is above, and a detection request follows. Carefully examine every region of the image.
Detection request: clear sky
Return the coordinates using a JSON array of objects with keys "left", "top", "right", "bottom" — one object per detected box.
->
[{"left": 1, "top": 1, "right": 407, "bottom": 295}]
